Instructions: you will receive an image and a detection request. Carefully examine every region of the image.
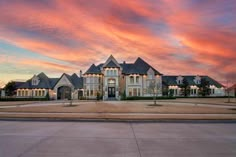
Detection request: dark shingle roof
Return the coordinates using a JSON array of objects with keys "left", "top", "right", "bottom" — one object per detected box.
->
[
  {"left": 84, "top": 64, "right": 101, "bottom": 74},
  {"left": 18, "top": 72, "right": 57, "bottom": 89},
  {"left": 18, "top": 72, "right": 84, "bottom": 89},
  {"left": 103, "top": 60, "right": 120, "bottom": 68},
  {"left": 162, "top": 75, "right": 224, "bottom": 88},
  {"left": 84, "top": 57, "right": 162, "bottom": 75},
  {"left": 71, "top": 73, "right": 83, "bottom": 89}
]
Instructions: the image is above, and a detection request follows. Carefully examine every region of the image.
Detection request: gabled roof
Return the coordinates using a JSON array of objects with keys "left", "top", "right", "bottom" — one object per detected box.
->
[
  {"left": 71, "top": 73, "right": 83, "bottom": 89},
  {"left": 102, "top": 55, "right": 121, "bottom": 69},
  {"left": 84, "top": 56, "right": 162, "bottom": 75},
  {"left": 18, "top": 72, "right": 84, "bottom": 90},
  {"left": 104, "top": 60, "right": 120, "bottom": 68},
  {"left": 84, "top": 64, "right": 101, "bottom": 74},
  {"left": 18, "top": 72, "right": 58, "bottom": 89},
  {"left": 134, "top": 57, "right": 162, "bottom": 75},
  {"left": 162, "top": 75, "right": 224, "bottom": 88},
  {"left": 53, "top": 73, "right": 83, "bottom": 89}
]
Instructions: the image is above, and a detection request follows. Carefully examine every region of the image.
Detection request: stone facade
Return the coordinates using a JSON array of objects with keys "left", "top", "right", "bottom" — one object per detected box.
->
[{"left": 15, "top": 55, "right": 225, "bottom": 100}]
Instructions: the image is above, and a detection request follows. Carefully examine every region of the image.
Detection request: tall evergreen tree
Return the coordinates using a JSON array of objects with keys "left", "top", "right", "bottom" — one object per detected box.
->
[
  {"left": 179, "top": 78, "right": 190, "bottom": 96},
  {"left": 4, "top": 81, "right": 16, "bottom": 96},
  {"left": 198, "top": 78, "right": 210, "bottom": 96}
]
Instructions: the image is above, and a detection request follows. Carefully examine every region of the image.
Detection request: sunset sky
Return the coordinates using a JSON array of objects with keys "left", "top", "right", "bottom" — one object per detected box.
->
[{"left": 0, "top": 0, "right": 235, "bottom": 86}]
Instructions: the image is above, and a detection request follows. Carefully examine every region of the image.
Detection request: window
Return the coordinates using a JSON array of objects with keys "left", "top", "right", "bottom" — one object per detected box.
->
[
  {"left": 87, "top": 90, "right": 89, "bottom": 96},
  {"left": 90, "top": 90, "right": 93, "bottom": 96},
  {"left": 136, "top": 76, "right": 139, "bottom": 84},
  {"left": 148, "top": 74, "right": 154, "bottom": 79},
  {"left": 138, "top": 88, "right": 141, "bottom": 96},
  {"left": 42, "top": 90, "right": 45, "bottom": 96},
  {"left": 133, "top": 88, "right": 137, "bottom": 96},
  {"left": 211, "top": 89, "right": 215, "bottom": 94},
  {"left": 178, "top": 80, "right": 182, "bottom": 84},
  {"left": 130, "top": 76, "right": 134, "bottom": 84},
  {"left": 129, "top": 88, "right": 132, "bottom": 96},
  {"left": 25, "top": 91, "right": 28, "bottom": 96},
  {"left": 39, "top": 90, "right": 41, "bottom": 96},
  {"left": 86, "top": 77, "right": 90, "bottom": 83},
  {"left": 107, "top": 70, "right": 111, "bottom": 76}
]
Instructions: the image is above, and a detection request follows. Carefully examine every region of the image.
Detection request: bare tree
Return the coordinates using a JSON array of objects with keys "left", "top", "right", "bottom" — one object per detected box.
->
[{"left": 148, "top": 79, "right": 160, "bottom": 105}]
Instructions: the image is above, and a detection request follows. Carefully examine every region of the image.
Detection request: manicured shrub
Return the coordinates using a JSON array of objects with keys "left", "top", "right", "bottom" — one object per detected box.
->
[
  {"left": 0, "top": 97, "right": 49, "bottom": 101},
  {"left": 125, "top": 96, "right": 176, "bottom": 100}
]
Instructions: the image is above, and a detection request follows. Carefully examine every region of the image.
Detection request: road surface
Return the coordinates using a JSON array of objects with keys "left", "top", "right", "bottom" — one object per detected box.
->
[{"left": 0, "top": 121, "right": 236, "bottom": 157}]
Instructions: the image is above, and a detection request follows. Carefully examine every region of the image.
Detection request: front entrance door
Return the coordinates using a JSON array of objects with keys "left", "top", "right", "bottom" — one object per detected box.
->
[
  {"left": 57, "top": 86, "right": 71, "bottom": 100},
  {"left": 108, "top": 87, "right": 115, "bottom": 97}
]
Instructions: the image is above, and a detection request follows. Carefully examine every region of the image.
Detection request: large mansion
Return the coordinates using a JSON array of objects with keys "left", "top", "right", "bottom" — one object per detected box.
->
[{"left": 15, "top": 55, "right": 225, "bottom": 100}]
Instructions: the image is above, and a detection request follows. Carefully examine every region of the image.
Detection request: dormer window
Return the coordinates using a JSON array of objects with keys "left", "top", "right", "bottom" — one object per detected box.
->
[
  {"left": 194, "top": 76, "right": 201, "bottom": 85},
  {"left": 176, "top": 76, "right": 183, "bottom": 85},
  {"left": 32, "top": 75, "right": 40, "bottom": 86}
]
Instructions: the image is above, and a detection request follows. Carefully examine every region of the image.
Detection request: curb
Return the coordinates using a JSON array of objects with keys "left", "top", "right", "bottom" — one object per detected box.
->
[{"left": 1, "top": 117, "right": 236, "bottom": 123}]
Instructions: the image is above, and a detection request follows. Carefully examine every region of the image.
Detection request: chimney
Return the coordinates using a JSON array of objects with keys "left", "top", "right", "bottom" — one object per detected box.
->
[
  {"left": 80, "top": 70, "right": 82, "bottom": 77},
  {"left": 123, "top": 61, "right": 126, "bottom": 64}
]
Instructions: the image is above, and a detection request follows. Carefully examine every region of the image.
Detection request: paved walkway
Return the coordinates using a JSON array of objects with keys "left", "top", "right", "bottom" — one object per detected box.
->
[{"left": 0, "top": 121, "right": 236, "bottom": 157}]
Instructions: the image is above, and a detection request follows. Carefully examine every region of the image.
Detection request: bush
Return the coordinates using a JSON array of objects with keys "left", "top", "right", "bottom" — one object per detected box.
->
[
  {"left": 175, "top": 96, "right": 234, "bottom": 98},
  {"left": 125, "top": 96, "right": 176, "bottom": 100},
  {"left": 0, "top": 97, "right": 49, "bottom": 101}
]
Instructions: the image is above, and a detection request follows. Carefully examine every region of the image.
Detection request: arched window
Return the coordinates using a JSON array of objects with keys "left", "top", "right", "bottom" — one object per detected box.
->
[
  {"left": 136, "top": 76, "right": 139, "bottom": 83},
  {"left": 130, "top": 76, "right": 134, "bottom": 84}
]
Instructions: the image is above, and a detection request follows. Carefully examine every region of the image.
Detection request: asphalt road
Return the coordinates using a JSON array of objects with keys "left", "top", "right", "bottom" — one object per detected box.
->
[{"left": 0, "top": 121, "right": 236, "bottom": 157}]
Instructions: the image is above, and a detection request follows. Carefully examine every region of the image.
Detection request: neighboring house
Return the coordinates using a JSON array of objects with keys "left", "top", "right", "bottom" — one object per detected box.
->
[
  {"left": 15, "top": 55, "right": 225, "bottom": 100},
  {"left": 226, "top": 84, "right": 236, "bottom": 97},
  {"left": 162, "top": 76, "right": 225, "bottom": 96}
]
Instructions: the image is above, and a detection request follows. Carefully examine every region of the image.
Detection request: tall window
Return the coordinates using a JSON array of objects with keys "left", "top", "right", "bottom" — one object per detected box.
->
[
  {"left": 86, "top": 77, "right": 90, "bottom": 83},
  {"left": 136, "top": 76, "right": 139, "bottom": 84},
  {"left": 129, "top": 88, "right": 132, "bottom": 96},
  {"left": 211, "top": 88, "right": 215, "bottom": 94},
  {"left": 130, "top": 76, "right": 134, "bottom": 84},
  {"left": 133, "top": 88, "right": 137, "bottom": 96}
]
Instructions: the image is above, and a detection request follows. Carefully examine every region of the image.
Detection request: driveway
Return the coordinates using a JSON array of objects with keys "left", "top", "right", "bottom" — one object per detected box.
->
[{"left": 0, "top": 121, "right": 236, "bottom": 157}]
